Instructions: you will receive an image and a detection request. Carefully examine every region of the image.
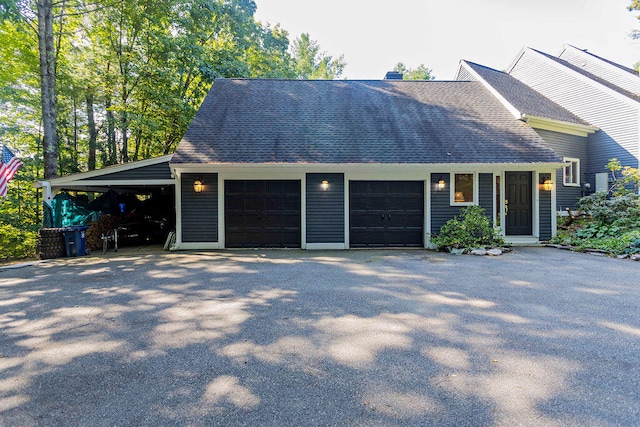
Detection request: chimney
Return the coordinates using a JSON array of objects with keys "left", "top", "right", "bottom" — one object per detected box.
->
[{"left": 384, "top": 71, "right": 403, "bottom": 80}]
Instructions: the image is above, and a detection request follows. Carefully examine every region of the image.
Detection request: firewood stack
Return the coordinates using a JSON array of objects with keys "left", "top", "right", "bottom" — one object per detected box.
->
[{"left": 86, "top": 214, "right": 120, "bottom": 251}]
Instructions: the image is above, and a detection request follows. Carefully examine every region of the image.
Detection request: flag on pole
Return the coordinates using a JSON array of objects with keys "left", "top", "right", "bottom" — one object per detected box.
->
[{"left": 0, "top": 145, "right": 24, "bottom": 197}]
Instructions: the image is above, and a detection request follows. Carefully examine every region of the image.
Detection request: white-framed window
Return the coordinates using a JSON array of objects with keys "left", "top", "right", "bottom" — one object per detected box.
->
[
  {"left": 450, "top": 172, "right": 475, "bottom": 206},
  {"left": 563, "top": 158, "right": 580, "bottom": 187}
]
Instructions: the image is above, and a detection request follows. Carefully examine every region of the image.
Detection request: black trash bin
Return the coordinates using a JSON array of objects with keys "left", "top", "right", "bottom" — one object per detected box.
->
[{"left": 63, "top": 226, "right": 88, "bottom": 257}]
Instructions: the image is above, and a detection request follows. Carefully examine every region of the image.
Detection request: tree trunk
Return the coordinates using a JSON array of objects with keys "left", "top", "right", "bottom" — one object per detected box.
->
[
  {"left": 37, "top": 0, "right": 58, "bottom": 179},
  {"left": 105, "top": 96, "right": 117, "bottom": 165},
  {"left": 86, "top": 93, "right": 97, "bottom": 170},
  {"left": 121, "top": 109, "right": 128, "bottom": 162}
]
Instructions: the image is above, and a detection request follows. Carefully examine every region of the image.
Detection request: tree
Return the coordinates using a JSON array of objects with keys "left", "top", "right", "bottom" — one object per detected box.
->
[
  {"left": 291, "top": 33, "right": 345, "bottom": 79},
  {"left": 1, "top": 0, "right": 60, "bottom": 178},
  {"left": 393, "top": 62, "right": 435, "bottom": 80}
]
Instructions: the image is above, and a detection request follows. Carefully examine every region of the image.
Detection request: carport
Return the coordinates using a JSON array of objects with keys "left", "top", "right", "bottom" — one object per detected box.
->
[
  {"left": 35, "top": 155, "right": 174, "bottom": 202},
  {"left": 34, "top": 155, "right": 176, "bottom": 251}
]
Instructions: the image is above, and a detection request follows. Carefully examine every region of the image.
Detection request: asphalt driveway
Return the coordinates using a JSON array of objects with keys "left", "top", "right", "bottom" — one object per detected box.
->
[{"left": 0, "top": 247, "right": 638, "bottom": 426}]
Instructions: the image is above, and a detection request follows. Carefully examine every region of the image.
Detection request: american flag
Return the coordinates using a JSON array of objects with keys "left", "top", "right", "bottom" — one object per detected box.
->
[{"left": 0, "top": 146, "right": 24, "bottom": 197}]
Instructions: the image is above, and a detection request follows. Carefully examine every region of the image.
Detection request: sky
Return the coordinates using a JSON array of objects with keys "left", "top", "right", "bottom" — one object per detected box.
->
[{"left": 254, "top": 0, "right": 640, "bottom": 80}]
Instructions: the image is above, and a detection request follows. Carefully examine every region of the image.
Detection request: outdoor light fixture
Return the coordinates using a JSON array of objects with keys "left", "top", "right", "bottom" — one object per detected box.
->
[
  {"left": 321, "top": 180, "right": 329, "bottom": 191},
  {"left": 542, "top": 178, "right": 553, "bottom": 191},
  {"left": 193, "top": 178, "right": 204, "bottom": 193},
  {"left": 437, "top": 177, "right": 445, "bottom": 190}
]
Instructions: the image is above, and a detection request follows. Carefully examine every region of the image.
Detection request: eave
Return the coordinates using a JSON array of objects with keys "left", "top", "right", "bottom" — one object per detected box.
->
[{"left": 522, "top": 115, "right": 599, "bottom": 137}]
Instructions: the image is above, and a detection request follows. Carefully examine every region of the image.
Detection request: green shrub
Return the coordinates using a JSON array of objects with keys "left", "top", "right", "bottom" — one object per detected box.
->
[
  {"left": 0, "top": 223, "right": 37, "bottom": 261},
  {"left": 431, "top": 206, "right": 504, "bottom": 251},
  {"left": 554, "top": 159, "right": 640, "bottom": 255}
]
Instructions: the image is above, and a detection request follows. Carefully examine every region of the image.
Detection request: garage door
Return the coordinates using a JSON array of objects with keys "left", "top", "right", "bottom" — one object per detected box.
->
[
  {"left": 350, "top": 181, "right": 424, "bottom": 247},
  {"left": 225, "top": 180, "right": 301, "bottom": 248}
]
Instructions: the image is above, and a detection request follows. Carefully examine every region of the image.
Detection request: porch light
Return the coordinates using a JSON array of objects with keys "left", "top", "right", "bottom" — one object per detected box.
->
[
  {"left": 541, "top": 178, "right": 553, "bottom": 191},
  {"left": 193, "top": 178, "right": 204, "bottom": 193},
  {"left": 437, "top": 177, "right": 445, "bottom": 190},
  {"left": 321, "top": 180, "right": 329, "bottom": 191}
]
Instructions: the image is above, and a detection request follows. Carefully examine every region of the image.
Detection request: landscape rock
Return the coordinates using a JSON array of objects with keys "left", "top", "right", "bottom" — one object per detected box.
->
[
  {"left": 617, "top": 254, "right": 630, "bottom": 259},
  {"left": 470, "top": 249, "right": 487, "bottom": 256},
  {"left": 631, "top": 254, "right": 640, "bottom": 262},
  {"left": 487, "top": 248, "right": 503, "bottom": 256}
]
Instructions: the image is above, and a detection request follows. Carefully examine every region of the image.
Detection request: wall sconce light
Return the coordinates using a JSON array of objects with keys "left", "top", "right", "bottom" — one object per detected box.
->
[
  {"left": 437, "top": 177, "right": 445, "bottom": 190},
  {"left": 541, "top": 178, "right": 553, "bottom": 191},
  {"left": 321, "top": 180, "right": 329, "bottom": 191},
  {"left": 193, "top": 178, "right": 204, "bottom": 193}
]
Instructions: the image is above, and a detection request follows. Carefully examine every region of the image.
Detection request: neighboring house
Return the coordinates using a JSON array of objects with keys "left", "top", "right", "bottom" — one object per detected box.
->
[
  {"left": 505, "top": 45, "right": 640, "bottom": 193},
  {"left": 169, "top": 78, "right": 564, "bottom": 250},
  {"left": 455, "top": 60, "right": 598, "bottom": 211}
]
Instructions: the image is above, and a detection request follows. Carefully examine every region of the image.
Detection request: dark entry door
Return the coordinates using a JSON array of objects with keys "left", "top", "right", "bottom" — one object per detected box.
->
[
  {"left": 505, "top": 172, "right": 532, "bottom": 235},
  {"left": 350, "top": 181, "right": 424, "bottom": 247},
  {"left": 225, "top": 180, "right": 301, "bottom": 248}
]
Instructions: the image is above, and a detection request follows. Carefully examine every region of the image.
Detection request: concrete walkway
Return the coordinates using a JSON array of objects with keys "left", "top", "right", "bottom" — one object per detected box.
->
[{"left": 0, "top": 247, "right": 638, "bottom": 426}]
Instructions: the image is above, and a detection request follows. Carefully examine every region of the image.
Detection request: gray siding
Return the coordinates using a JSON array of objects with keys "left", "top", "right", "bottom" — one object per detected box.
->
[
  {"left": 539, "top": 174, "right": 553, "bottom": 241},
  {"left": 306, "top": 173, "right": 345, "bottom": 243},
  {"left": 535, "top": 129, "right": 587, "bottom": 209},
  {"left": 430, "top": 174, "right": 462, "bottom": 235},
  {"left": 456, "top": 65, "right": 476, "bottom": 81},
  {"left": 558, "top": 48, "right": 640, "bottom": 96},
  {"left": 85, "top": 162, "right": 172, "bottom": 181},
  {"left": 510, "top": 50, "right": 640, "bottom": 174},
  {"left": 181, "top": 173, "right": 217, "bottom": 243},
  {"left": 478, "top": 173, "right": 493, "bottom": 218}
]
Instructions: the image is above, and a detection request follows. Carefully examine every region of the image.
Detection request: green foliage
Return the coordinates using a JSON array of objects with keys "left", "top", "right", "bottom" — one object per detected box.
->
[
  {"left": 393, "top": 62, "right": 435, "bottom": 80},
  {"left": 291, "top": 33, "right": 346, "bottom": 79},
  {"left": 551, "top": 159, "right": 640, "bottom": 255},
  {"left": 431, "top": 206, "right": 504, "bottom": 251},
  {"left": 0, "top": 223, "right": 37, "bottom": 261}
]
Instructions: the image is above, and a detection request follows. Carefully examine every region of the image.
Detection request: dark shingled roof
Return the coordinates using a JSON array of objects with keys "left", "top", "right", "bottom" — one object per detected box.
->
[
  {"left": 462, "top": 60, "right": 589, "bottom": 126},
  {"left": 172, "top": 79, "right": 563, "bottom": 165}
]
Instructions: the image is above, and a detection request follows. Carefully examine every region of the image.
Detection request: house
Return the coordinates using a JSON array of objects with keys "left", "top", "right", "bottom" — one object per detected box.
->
[
  {"left": 455, "top": 60, "right": 598, "bottom": 212},
  {"left": 169, "top": 78, "right": 564, "bottom": 250},
  {"left": 504, "top": 45, "right": 640, "bottom": 194}
]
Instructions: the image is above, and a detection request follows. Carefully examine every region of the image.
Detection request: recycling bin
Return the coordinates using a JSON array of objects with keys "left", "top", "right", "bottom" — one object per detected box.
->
[{"left": 63, "top": 226, "right": 88, "bottom": 257}]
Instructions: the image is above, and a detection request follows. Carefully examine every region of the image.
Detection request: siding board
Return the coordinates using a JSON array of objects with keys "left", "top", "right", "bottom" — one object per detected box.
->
[
  {"left": 558, "top": 48, "right": 640, "bottom": 96},
  {"left": 85, "top": 162, "right": 172, "bottom": 181},
  {"left": 539, "top": 177, "right": 553, "bottom": 241},
  {"left": 511, "top": 50, "right": 640, "bottom": 174},
  {"left": 430, "top": 174, "right": 462, "bottom": 236},
  {"left": 535, "top": 129, "right": 587, "bottom": 209},
  {"left": 181, "top": 173, "right": 217, "bottom": 243},
  {"left": 306, "top": 173, "right": 345, "bottom": 243},
  {"left": 478, "top": 173, "right": 493, "bottom": 218}
]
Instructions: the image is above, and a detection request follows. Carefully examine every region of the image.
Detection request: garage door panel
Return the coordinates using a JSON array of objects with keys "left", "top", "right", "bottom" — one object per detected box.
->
[
  {"left": 225, "top": 180, "right": 301, "bottom": 248},
  {"left": 350, "top": 181, "right": 424, "bottom": 248}
]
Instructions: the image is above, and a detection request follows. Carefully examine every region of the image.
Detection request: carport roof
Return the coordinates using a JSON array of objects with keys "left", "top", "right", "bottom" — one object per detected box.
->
[
  {"left": 172, "top": 78, "right": 564, "bottom": 165},
  {"left": 35, "top": 154, "right": 174, "bottom": 193}
]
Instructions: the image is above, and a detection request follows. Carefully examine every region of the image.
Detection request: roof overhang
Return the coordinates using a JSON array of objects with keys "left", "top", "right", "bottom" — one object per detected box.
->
[
  {"left": 522, "top": 114, "right": 599, "bottom": 137},
  {"left": 34, "top": 154, "right": 174, "bottom": 197},
  {"left": 171, "top": 162, "right": 568, "bottom": 174}
]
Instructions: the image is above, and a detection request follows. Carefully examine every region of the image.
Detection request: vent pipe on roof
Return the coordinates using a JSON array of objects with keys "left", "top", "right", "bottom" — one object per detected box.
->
[{"left": 384, "top": 71, "right": 403, "bottom": 80}]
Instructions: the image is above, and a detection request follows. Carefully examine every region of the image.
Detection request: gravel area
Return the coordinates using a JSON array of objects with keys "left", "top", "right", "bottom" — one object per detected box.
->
[{"left": 0, "top": 247, "right": 638, "bottom": 426}]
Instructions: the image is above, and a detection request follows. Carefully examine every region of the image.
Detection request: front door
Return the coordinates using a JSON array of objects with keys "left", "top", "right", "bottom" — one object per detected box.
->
[{"left": 505, "top": 172, "right": 532, "bottom": 235}]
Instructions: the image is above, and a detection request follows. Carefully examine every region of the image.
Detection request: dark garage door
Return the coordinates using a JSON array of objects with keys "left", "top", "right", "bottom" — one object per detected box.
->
[
  {"left": 350, "top": 181, "right": 424, "bottom": 247},
  {"left": 225, "top": 180, "right": 301, "bottom": 248}
]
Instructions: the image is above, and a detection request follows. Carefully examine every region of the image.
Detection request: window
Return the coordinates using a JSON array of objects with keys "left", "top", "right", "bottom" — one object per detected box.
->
[
  {"left": 451, "top": 173, "right": 475, "bottom": 205},
  {"left": 563, "top": 158, "right": 580, "bottom": 187}
]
